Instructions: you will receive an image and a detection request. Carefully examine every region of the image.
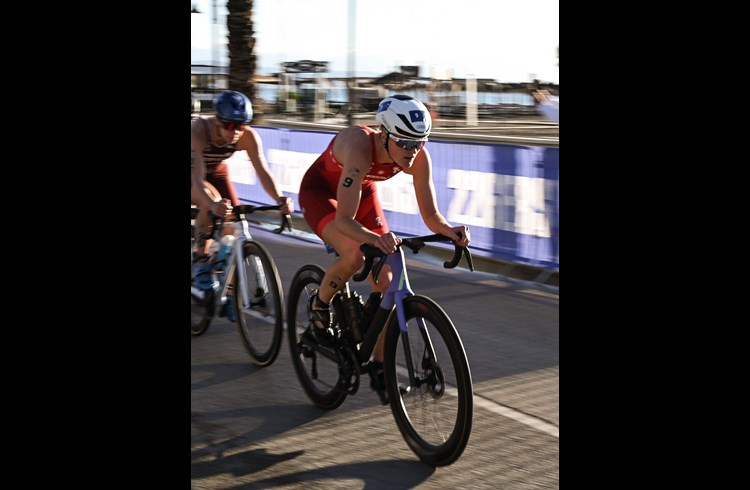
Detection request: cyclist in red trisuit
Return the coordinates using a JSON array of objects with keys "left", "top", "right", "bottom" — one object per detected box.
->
[{"left": 298, "top": 94, "right": 470, "bottom": 401}]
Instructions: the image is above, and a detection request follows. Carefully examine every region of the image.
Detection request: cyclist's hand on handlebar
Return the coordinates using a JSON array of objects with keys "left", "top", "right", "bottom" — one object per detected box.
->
[
  {"left": 445, "top": 225, "right": 471, "bottom": 248},
  {"left": 277, "top": 196, "right": 293, "bottom": 215},
  {"left": 210, "top": 199, "right": 232, "bottom": 219},
  {"left": 373, "top": 231, "right": 402, "bottom": 254}
]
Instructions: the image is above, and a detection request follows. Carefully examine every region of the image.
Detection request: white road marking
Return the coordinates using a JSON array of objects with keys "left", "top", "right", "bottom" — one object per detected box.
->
[
  {"left": 473, "top": 393, "right": 559, "bottom": 438},
  {"left": 395, "top": 365, "right": 558, "bottom": 439}
]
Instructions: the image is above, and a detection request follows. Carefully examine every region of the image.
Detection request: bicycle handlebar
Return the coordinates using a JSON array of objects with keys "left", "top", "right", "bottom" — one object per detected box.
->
[
  {"left": 353, "top": 233, "right": 474, "bottom": 284},
  {"left": 231, "top": 204, "right": 294, "bottom": 234},
  {"left": 191, "top": 204, "right": 294, "bottom": 234}
]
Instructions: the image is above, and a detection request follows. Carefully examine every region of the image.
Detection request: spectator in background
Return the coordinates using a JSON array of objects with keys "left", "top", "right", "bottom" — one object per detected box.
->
[{"left": 532, "top": 89, "right": 559, "bottom": 123}]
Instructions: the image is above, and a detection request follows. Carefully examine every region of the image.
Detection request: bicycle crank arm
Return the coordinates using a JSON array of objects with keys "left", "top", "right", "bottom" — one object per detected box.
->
[{"left": 298, "top": 336, "right": 340, "bottom": 363}]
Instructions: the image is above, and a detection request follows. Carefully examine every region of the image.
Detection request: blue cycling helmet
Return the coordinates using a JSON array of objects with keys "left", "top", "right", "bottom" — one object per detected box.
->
[{"left": 214, "top": 90, "right": 253, "bottom": 123}]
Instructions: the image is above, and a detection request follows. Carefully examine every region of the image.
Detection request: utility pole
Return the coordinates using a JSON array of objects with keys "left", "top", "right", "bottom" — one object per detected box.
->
[
  {"left": 212, "top": 0, "right": 219, "bottom": 92},
  {"left": 346, "top": 0, "right": 356, "bottom": 125}
]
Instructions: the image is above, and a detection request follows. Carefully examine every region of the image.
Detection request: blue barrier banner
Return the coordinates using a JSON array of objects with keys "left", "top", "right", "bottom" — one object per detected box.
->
[{"left": 227, "top": 126, "right": 559, "bottom": 271}]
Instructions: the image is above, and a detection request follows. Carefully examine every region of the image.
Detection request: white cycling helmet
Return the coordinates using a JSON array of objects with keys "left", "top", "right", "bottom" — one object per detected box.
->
[{"left": 375, "top": 94, "right": 432, "bottom": 140}]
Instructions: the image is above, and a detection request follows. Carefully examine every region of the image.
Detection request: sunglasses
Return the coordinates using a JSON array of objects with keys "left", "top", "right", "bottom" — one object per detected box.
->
[
  {"left": 388, "top": 133, "right": 426, "bottom": 151},
  {"left": 220, "top": 120, "right": 245, "bottom": 132}
]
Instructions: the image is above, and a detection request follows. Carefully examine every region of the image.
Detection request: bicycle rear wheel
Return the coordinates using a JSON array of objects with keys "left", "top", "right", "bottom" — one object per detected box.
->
[
  {"left": 191, "top": 284, "right": 214, "bottom": 336},
  {"left": 286, "top": 264, "right": 348, "bottom": 410},
  {"left": 384, "top": 294, "right": 473, "bottom": 467},
  {"left": 191, "top": 223, "right": 214, "bottom": 336},
  {"left": 233, "top": 240, "right": 284, "bottom": 367}
]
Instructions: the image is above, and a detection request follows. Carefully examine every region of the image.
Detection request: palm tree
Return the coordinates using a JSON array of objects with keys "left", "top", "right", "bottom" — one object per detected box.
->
[{"left": 226, "top": 0, "right": 256, "bottom": 106}]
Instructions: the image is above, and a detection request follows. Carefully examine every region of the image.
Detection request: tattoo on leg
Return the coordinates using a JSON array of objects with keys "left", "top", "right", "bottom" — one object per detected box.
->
[{"left": 329, "top": 274, "right": 344, "bottom": 290}]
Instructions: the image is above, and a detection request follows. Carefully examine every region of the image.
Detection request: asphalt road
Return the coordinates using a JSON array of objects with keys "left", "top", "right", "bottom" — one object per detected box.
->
[{"left": 191, "top": 224, "right": 559, "bottom": 489}]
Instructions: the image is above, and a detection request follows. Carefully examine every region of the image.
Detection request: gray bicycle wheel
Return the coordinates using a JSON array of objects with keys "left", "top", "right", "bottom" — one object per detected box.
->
[{"left": 233, "top": 240, "right": 284, "bottom": 367}]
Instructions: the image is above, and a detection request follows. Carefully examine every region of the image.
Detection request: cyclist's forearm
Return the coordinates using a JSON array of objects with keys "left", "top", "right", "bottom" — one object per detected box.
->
[
  {"left": 336, "top": 216, "right": 379, "bottom": 246},
  {"left": 257, "top": 172, "right": 285, "bottom": 202},
  {"left": 191, "top": 170, "right": 215, "bottom": 209},
  {"left": 246, "top": 141, "right": 286, "bottom": 203},
  {"left": 423, "top": 212, "right": 452, "bottom": 234}
]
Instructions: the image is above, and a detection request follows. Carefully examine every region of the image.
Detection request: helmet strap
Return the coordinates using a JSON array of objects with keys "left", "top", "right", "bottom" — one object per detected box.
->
[{"left": 383, "top": 130, "right": 396, "bottom": 163}]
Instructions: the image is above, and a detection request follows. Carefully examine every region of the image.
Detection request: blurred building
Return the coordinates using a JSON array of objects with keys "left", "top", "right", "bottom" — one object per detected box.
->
[{"left": 191, "top": 63, "right": 558, "bottom": 123}]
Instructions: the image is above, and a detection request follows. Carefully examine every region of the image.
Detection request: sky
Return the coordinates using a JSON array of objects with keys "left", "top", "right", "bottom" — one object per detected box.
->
[{"left": 191, "top": 0, "right": 559, "bottom": 84}]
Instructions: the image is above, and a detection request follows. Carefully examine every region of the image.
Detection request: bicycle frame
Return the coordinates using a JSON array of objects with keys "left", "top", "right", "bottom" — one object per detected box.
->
[
  {"left": 192, "top": 208, "right": 272, "bottom": 316},
  {"left": 236, "top": 223, "right": 280, "bottom": 314},
  {"left": 218, "top": 219, "right": 251, "bottom": 309},
  {"left": 314, "top": 234, "right": 472, "bottom": 369},
  {"left": 192, "top": 205, "right": 291, "bottom": 306},
  {"left": 352, "top": 248, "right": 414, "bottom": 366},
  {"left": 288, "top": 232, "right": 474, "bottom": 465}
]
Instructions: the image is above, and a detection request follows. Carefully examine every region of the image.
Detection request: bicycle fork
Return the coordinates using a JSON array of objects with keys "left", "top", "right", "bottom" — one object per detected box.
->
[
  {"left": 228, "top": 234, "right": 268, "bottom": 312},
  {"left": 387, "top": 250, "right": 441, "bottom": 393}
]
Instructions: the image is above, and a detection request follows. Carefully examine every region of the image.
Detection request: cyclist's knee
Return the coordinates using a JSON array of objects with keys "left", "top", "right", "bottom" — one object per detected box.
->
[
  {"left": 339, "top": 248, "right": 365, "bottom": 275},
  {"left": 370, "top": 264, "right": 392, "bottom": 290}
]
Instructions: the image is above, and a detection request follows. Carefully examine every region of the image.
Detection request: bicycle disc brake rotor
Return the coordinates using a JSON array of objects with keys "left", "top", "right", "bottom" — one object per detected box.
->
[
  {"left": 422, "top": 357, "right": 445, "bottom": 399},
  {"left": 248, "top": 286, "right": 269, "bottom": 314}
]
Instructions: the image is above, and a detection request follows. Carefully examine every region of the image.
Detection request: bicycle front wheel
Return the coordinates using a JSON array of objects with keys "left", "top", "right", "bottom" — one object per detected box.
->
[
  {"left": 286, "top": 264, "right": 348, "bottom": 410},
  {"left": 384, "top": 294, "right": 474, "bottom": 467},
  {"left": 233, "top": 240, "right": 284, "bottom": 367}
]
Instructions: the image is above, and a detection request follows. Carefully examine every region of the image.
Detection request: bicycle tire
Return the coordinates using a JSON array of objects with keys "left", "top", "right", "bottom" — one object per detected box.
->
[
  {"left": 191, "top": 223, "right": 214, "bottom": 336},
  {"left": 286, "top": 264, "right": 348, "bottom": 410},
  {"left": 233, "top": 240, "right": 284, "bottom": 367},
  {"left": 191, "top": 287, "right": 214, "bottom": 336},
  {"left": 384, "top": 294, "right": 473, "bottom": 467}
]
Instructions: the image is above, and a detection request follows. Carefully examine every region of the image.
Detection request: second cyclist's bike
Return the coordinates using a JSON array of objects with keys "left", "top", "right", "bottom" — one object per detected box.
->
[
  {"left": 286, "top": 234, "right": 475, "bottom": 466},
  {"left": 191, "top": 204, "right": 292, "bottom": 367}
]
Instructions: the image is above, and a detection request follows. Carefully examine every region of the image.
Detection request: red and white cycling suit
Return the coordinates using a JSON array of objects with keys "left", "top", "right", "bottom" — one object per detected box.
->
[{"left": 299, "top": 125, "right": 403, "bottom": 238}]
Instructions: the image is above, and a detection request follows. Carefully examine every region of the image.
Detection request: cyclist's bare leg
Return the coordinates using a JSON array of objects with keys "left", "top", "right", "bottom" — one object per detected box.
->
[
  {"left": 319, "top": 220, "right": 391, "bottom": 363},
  {"left": 191, "top": 182, "right": 223, "bottom": 261},
  {"left": 367, "top": 266, "right": 391, "bottom": 363},
  {"left": 318, "top": 221, "right": 364, "bottom": 303}
]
